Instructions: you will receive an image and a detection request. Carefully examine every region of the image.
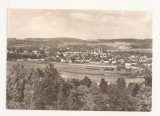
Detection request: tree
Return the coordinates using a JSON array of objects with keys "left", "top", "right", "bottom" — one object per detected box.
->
[
  {"left": 116, "top": 77, "right": 126, "bottom": 90},
  {"left": 81, "top": 76, "right": 92, "bottom": 88},
  {"left": 61, "top": 80, "right": 74, "bottom": 97},
  {"left": 99, "top": 78, "right": 108, "bottom": 94},
  {"left": 70, "top": 78, "right": 81, "bottom": 88},
  {"left": 132, "top": 83, "right": 140, "bottom": 97},
  {"left": 141, "top": 66, "right": 152, "bottom": 87},
  {"left": 117, "top": 65, "right": 125, "bottom": 71},
  {"left": 136, "top": 84, "right": 152, "bottom": 111},
  {"left": 128, "top": 82, "right": 140, "bottom": 97},
  {"left": 70, "top": 56, "right": 76, "bottom": 63},
  {"left": 7, "top": 64, "right": 27, "bottom": 109},
  {"left": 106, "top": 78, "right": 137, "bottom": 111},
  {"left": 31, "top": 63, "right": 64, "bottom": 110},
  {"left": 67, "top": 85, "right": 94, "bottom": 110},
  {"left": 93, "top": 92, "right": 110, "bottom": 111}
]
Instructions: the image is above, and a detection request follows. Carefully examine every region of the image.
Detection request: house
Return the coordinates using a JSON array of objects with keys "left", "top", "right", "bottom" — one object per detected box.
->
[
  {"left": 125, "top": 63, "right": 132, "bottom": 67},
  {"left": 131, "top": 63, "right": 137, "bottom": 66},
  {"left": 109, "top": 58, "right": 112, "bottom": 61},
  {"left": 45, "top": 50, "right": 50, "bottom": 54},
  {"left": 125, "top": 63, "right": 138, "bottom": 70},
  {"left": 144, "top": 63, "right": 152, "bottom": 67},
  {"left": 21, "top": 50, "right": 28, "bottom": 55},
  {"left": 8, "top": 50, "right": 14, "bottom": 54},
  {"left": 40, "top": 59, "right": 45, "bottom": 61},
  {"left": 112, "top": 60, "right": 117, "bottom": 64},
  {"left": 143, "top": 55, "right": 147, "bottom": 59},
  {"left": 144, "top": 59, "right": 152, "bottom": 67},
  {"left": 61, "top": 58, "right": 66, "bottom": 63},
  {"left": 32, "top": 50, "right": 38, "bottom": 55},
  {"left": 69, "top": 60, "right": 72, "bottom": 63},
  {"left": 140, "top": 58, "right": 146, "bottom": 62},
  {"left": 89, "top": 61, "right": 101, "bottom": 64},
  {"left": 104, "top": 60, "right": 110, "bottom": 64},
  {"left": 56, "top": 54, "right": 60, "bottom": 58},
  {"left": 85, "top": 60, "right": 90, "bottom": 62},
  {"left": 118, "top": 59, "right": 124, "bottom": 63},
  {"left": 75, "top": 60, "right": 85, "bottom": 63},
  {"left": 27, "top": 58, "right": 39, "bottom": 61},
  {"left": 130, "top": 55, "right": 136, "bottom": 59}
]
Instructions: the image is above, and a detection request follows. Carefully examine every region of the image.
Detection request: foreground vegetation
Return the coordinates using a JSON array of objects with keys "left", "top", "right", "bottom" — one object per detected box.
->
[{"left": 7, "top": 63, "right": 152, "bottom": 111}]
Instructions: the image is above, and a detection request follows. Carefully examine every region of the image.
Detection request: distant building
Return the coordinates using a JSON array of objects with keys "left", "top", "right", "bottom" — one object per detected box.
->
[
  {"left": 61, "top": 58, "right": 66, "bottom": 63},
  {"left": 112, "top": 60, "right": 117, "bottom": 64},
  {"left": 32, "top": 50, "right": 38, "bottom": 54},
  {"left": 8, "top": 50, "right": 14, "bottom": 54},
  {"left": 27, "top": 58, "right": 39, "bottom": 61},
  {"left": 40, "top": 59, "right": 45, "bottom": 61},
  {"left": 104, "top": 61, "right": 110, "bottom": 64},
  {"left": 69, "top": 60, "right": 72, "bottom": 63},
  {"left": 144, "top": 59, "right": 152, "bottom": 67},
  {"left": 89, "top": 61, "right": 101, "bottom": 64},
  {"left": 125, "top": 63, "right": 132, "bottom": 67},
  {"left": 130, "top": 55, "right": 136, "bottom": 59}
]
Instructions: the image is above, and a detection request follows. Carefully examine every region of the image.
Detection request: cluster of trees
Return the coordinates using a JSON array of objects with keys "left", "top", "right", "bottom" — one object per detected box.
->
[
  {"left": 7, "top": 52, "right": 39, "bottom": 61},
  {"left": 7, "top": 63, "right": 152, "bottom": 111},
  {"left": 112, "top": 51, "right": 152, "bottom": 58}
]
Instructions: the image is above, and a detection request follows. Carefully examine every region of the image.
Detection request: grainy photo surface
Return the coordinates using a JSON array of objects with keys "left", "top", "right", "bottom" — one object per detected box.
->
[{"left": 7, "top": 9, "right": 152, "bottom": 111}]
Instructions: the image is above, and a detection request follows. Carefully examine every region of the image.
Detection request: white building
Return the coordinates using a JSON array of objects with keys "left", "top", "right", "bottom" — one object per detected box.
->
[
  {"left": 61, "top": 59, "right": 66, "bottom": 63},
  {"left": 125, "top": 63, "right": 132, "bottom": 67},
  {"left": 104, "top": 61, "right": 110, "bottom": 64},
  {"left": 112, "top": 60, "right": 117, "bottom": 64}
]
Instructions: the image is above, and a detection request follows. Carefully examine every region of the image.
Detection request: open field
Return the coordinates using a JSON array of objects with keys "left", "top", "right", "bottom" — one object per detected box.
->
[{"left": 7, "top": 61, "right": 144, "bottom": 84}]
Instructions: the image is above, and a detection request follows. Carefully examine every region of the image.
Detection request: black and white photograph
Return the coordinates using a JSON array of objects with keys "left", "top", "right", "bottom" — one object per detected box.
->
[{"left": 6, "top": 9, "right": 152, "bottom": 111}]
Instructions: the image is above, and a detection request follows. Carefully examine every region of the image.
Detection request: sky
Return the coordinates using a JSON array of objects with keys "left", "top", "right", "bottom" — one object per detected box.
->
[{"left": 7, "top": 9, "right": 152, "bottom": 40}]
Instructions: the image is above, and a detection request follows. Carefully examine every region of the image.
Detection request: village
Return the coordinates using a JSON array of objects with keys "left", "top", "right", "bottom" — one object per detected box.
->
[{"left": 7, "top": 44, "right": 152, "bottom": 72}]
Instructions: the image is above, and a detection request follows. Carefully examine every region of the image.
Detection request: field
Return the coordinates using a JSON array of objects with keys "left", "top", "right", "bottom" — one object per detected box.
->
[{"left": 7, "top": 61, "right": 144, "bottom": 84}]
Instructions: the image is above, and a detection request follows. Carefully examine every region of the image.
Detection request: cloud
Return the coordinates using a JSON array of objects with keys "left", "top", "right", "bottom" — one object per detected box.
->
[{"left": 7, "top": 9, "right": 152, "bottom": 39}]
